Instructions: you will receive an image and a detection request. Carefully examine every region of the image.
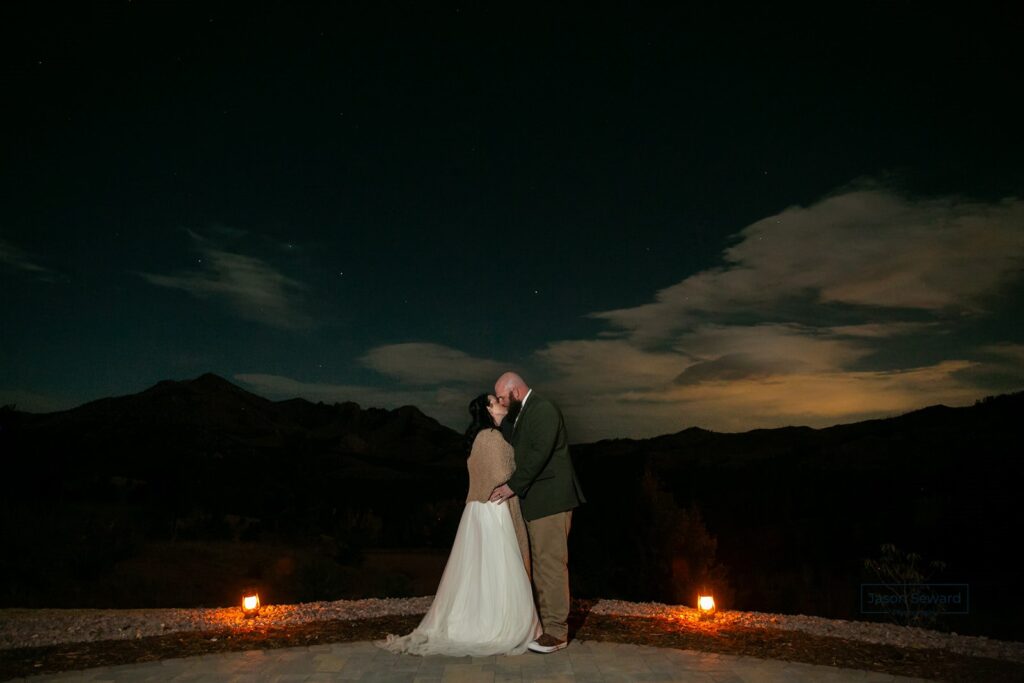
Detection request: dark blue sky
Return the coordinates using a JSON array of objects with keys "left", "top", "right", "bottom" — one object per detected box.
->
[{"left": 3, "top": 3, "right": 1022, "bottom": 438}]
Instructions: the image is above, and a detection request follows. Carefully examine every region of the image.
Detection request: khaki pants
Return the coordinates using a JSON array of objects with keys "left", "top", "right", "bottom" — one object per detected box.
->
[{"left": 526, "top": 510, "right": 573, "bottom": 640}]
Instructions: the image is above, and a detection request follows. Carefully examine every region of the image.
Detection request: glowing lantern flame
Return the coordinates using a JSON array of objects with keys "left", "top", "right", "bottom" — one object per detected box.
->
[
  {"left": 697, "top": 594, "right": 716, "bottom": 616},
  {"left": 242, "top": 593, "right": 261, "bottom": 616}
]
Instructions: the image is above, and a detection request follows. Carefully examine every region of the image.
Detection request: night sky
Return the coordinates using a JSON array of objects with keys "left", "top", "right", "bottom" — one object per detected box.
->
[{"left": 3, "top": 3, "right": 1022, "bottom": 439}]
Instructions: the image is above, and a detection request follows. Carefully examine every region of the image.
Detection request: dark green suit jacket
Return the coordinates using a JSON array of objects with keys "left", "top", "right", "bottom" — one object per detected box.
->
[{"left": 506, "top": 392, "right": 586, "bottom": 522}]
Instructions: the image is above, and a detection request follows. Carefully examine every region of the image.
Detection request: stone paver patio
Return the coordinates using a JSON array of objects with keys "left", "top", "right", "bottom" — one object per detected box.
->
[{"left": 10, "top": 639, "right": 934, "bottom": 682}]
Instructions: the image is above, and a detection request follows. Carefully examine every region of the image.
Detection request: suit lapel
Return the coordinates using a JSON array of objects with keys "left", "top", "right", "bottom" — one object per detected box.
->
[{"left": 511, "top": 393, "right": 536, "bottom": 440}]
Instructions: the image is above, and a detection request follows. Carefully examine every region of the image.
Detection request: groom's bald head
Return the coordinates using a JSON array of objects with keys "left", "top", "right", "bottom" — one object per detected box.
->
[{"left": 494, "top": 372, "right": 529, "bottom": 407}]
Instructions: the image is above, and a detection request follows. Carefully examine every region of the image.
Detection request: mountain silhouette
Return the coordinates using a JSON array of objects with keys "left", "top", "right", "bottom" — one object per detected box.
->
[
  {"left": 566, "top": 391, "right": 1022, "bottom": 639},
  {"left": 5, "top": 373, "right": 462, "bottom": 468},
  {"left": 1, "top": 378, "right": 1021, "bottom": 639}
]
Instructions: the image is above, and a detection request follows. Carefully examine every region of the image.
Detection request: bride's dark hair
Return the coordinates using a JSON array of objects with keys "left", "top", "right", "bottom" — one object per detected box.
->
[{"left": 464, "top": 393, "right": 497, "bottom": 455}]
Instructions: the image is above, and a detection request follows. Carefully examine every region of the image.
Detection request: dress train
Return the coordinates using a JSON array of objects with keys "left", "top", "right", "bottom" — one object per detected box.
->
[{"left": 382, "top": 500, "right": 541, "bottom": 657}]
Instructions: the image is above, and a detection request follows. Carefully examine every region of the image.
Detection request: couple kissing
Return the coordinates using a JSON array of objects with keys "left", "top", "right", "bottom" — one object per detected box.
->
[{"left": 382, "top": 372, "right": 586, "bottom": 656}]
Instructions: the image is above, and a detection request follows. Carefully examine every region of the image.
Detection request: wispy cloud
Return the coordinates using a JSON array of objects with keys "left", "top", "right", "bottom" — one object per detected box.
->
[
  {"left": 237, "top": 185, "right": 1024, "bottom": 440},
  {"left": 949, "top": 343, "right": 1024, "bottom": 393},
  {"left": 592, "top": 187, "right": 1024, "bottom": 341},
  {"left": 531, "top": 186, "right": 1024, "bottom": 438},
  {"left": 826, "top": 322, "right": 941, "bottom": 338},
  {"left": 237, "top": 343, "right": 510, "bottom": 430},
  {"left": 0, "top": 239, "right": 59, "bottom": 282},
  {"left": 610, "top": 360, "right": 985, "bottom": 433},
  {"left": 534, "top": 339, "right": 688, "bottom": 394},
  {"left": 979, "top": 343, "right": 1024, "bottom": 364},
  {"left": 359, "top": 343, "right": 506, "bottom": 386},
  {"left": 530, "top": 338, "right": 1001, "bottom": 440},
  {"left": 138, "top": 231, "right": 312, "bottom": 330}
]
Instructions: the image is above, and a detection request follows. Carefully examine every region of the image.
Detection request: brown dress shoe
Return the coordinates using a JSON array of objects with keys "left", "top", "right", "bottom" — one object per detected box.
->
[{"left": 527, "top": 633, "right": 568, "bottom": 653}]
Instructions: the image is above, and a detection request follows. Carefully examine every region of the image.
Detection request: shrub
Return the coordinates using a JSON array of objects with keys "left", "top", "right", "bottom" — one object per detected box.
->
[{"left": 862, "top": 543, "right": 949, "bottom": 629}]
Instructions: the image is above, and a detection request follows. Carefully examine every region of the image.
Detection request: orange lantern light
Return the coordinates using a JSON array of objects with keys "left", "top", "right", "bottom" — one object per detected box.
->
[
  {"left": 697, "top": 593, "right": 716, "bottom": 618},
  {"left": 242, "top": 591, "right": 261, "bottom": 617}
]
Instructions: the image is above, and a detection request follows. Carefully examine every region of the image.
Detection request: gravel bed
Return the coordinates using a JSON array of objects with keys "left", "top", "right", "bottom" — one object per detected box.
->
[
  {"left": 0, "top": 597, "right": 432, "bottom": 651},
  {"left": 2, "top": 596, "right": 1021, "bottom": 664},
  {"left": 590, "top": 599, "right": 1024, "bottom": 663}
]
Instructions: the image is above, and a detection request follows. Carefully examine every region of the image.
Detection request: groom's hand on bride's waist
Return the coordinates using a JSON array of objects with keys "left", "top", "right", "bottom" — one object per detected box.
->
[{"left": 489, "top": 483, "right": 516, "bottom": 505}]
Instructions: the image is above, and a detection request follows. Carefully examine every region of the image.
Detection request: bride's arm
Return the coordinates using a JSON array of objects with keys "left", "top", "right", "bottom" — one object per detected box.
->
[{"left": 479, "top": 430, "right": 516, "bottom": 492}]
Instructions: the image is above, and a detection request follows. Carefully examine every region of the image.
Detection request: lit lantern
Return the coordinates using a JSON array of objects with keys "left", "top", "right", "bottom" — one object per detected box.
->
[
  {"left": 697, "top": 593, "right": 716, "bottom": 618},
  {"left": 242, "top": 591, "right": 261, "bottom": 617}
]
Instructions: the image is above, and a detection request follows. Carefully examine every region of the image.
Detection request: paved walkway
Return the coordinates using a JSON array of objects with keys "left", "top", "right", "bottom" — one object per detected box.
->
[{"left": 14, "top": 640, "right": 932, "bottom": 682}]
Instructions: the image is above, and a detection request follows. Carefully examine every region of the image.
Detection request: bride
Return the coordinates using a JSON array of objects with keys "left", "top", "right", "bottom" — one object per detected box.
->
[{"left": 380, "top": 394, "right": 541, "bottom": 656}]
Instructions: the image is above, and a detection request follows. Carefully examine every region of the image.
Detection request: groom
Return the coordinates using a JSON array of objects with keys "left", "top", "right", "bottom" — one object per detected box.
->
[{"left": 490, "top": 372, "right": 585, "bottom": 653}]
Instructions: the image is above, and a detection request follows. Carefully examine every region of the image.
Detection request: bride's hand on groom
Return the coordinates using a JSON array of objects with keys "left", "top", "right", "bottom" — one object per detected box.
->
[{"left": 489, "top": 483, "right": 515, "bottom": 505}]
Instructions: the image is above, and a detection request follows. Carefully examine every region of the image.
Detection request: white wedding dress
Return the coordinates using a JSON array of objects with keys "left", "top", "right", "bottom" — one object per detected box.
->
[{"left": 382, "top": 430, "right": 541, "bottom": 657}]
